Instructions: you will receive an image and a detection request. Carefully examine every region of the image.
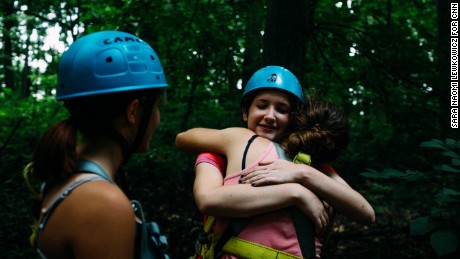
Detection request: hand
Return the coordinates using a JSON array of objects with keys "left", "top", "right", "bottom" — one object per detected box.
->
[
  {"left": 295, "top": 186, "right": 330, "bottom": 234},
  {"left": 241, "top": 159, "right": 304, "bottom": 186}
]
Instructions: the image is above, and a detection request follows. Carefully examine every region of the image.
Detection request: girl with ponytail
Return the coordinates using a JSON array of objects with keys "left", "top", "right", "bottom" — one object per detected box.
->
[{"left": 26, "top": 30, "right": 168, "bottom": 259}]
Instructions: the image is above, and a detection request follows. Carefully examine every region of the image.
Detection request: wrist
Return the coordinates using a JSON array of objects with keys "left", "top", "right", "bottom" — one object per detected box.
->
[
  {"left": 289, "top": 183, "right": 306, "bottom": 206},
  {"left": 295, "top": 164, "right": 314, "bottom": 185}
]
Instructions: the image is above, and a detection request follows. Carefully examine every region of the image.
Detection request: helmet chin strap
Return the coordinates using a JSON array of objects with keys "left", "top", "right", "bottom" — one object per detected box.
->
[
  {"left": 128, "top": 96, "right": 156, "bottom": 160},
  {"left": 111, "top": 95, "right": 156, "bottom": 197}
]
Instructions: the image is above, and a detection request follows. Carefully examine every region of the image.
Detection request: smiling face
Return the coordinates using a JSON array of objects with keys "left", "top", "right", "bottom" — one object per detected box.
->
[{"left": 243, "top": 89, "right": 292, "bottom": 142}]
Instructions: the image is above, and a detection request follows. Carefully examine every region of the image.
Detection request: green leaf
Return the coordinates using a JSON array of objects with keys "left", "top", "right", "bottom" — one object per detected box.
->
[
  {"left": 381, "top": 168, "right": 406, "bottom": 178},
  {"left": 420, "top": 139, "right": 447, "bottom": 150},
  {"left": 435, "top": 164, "right": 460, "bottom": 173},
  {"left": 430, "top": 229, "right": 459, "bottom": 257},
  {"left": 445, "top": 138, "right": 460, "bottom": 149},
  {"left": 403, "top": 170, "right": 424, "bottom": 181},
  {"left": 443, "top": 150, "right": 460, "bottom": 159},
  {"left": 430, "top": 208, "right": 450, "bottom": 217},
  {"left": 435, "top": 192, "right": 458, "bottom": 203},
  {"left": 410, "top": 216, "right": 441, "bottom": 236},
  {"left": 360, "top": 168, "right": 385, "bottom": 179},
  {"left": 443, "top": 188, "right": 460, "bottom": 196},
  {"left": 452, "top": 158, "right": 460, "bottom": 166}
]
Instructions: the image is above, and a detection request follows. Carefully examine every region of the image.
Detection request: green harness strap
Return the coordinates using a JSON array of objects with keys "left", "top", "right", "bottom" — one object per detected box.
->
[
  {"left": 291, "top": 152, "right": 316, "bottom": 259},
  {"left": 222, "top": 237, "right": 302, "bottom": 259}
]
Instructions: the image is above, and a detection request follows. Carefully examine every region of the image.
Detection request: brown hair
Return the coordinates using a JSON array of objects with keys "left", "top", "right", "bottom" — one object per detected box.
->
[
  {"left": 282, "top": 99, "right": 350, "bottom": 166},
  {"left": 30, "top": 89, "right": 161, "bottom": 185}
]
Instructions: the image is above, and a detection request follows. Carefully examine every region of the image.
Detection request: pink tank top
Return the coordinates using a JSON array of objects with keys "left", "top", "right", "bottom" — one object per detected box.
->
[{"left": 195, "top": 143, "right": 322, "bottom": 258}]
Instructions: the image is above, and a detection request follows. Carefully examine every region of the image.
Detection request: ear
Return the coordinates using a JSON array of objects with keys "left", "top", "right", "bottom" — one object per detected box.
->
[
  {"left": 126, "top": 99, "right": 141, "bottom": 125},
  {"left": 242, "top": 107, "right": 248, "bottom": 122}
]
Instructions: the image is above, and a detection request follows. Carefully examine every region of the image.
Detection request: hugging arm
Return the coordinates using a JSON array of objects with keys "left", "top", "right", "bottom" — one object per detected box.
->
[
  {"left": 241, "top": 159, "right": 375, "bottom": 225},
  {"left": 176, "top": 129, "right": 331, "bottom": 230},
  {"left": 194, "top": 162, "right": 330, "bottom": 231},
  {"left": 176, "top": 128, "right": 241, "bottom": 154}
]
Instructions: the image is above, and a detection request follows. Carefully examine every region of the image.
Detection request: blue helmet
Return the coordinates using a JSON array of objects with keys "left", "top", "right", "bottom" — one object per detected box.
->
[
  {"left": 57, "top": 30, "right": 168, "bottom": 100},
  {"left": 243, "top": 66, "right": 304, "bottom": 103}
]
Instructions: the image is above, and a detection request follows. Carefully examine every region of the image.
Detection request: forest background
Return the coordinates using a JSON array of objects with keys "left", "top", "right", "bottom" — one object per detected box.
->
[{"left": 1, "top": 0, "right": 459, "bottom": 258}]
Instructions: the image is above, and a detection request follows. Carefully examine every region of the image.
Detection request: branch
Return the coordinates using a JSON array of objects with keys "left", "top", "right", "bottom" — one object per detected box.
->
[{"left": 0, "top": 118, "right": 24, "bottom": 160}]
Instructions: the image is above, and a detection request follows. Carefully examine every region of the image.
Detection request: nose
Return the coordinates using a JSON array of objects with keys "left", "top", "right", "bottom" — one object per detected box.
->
[{"left": 264, "top": 107, "right": 276, "bottom": 124}]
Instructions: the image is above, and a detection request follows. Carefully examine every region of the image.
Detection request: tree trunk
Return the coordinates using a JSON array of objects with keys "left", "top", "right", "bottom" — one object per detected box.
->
[
  {"left": 1, "top": 0, "right": 16, "bottom": 90},
  {"left": 241, "top": 0, "right": 265, "bottom": 87},
  {"left": 21, "top": 18, "right": 33, "bottom": 98},
  {"left": 263, "top": 0, "right": 316, "bottom": 81}
]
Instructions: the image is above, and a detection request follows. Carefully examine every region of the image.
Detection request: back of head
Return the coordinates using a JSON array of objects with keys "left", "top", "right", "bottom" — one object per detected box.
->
[{"left": 282, "top": 99, "right": 350, "bottom": 166}]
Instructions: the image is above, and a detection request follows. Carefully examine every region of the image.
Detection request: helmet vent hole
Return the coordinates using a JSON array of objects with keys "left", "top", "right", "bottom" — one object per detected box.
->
[
  {"left": 150, "top": 55, "right": 155, "bottom": 61},
  {"left": 60, "top": 83, "right": 65, "bottom": 88},
  {"left": 106, "top": 56, "right": 113, "bottom": 63}
]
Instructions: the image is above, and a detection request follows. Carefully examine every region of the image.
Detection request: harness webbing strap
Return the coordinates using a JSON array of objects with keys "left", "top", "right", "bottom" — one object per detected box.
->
[
  {"left": 292, "top": 152, "right": 312, "bottom": 166},
  {"left": 73, "top": 160, "right": 114, "bottom": 183},
  {"left": 290, "top": 207, "right": 316, "bottom": 259},
  {"left": 34, "top": 176, "right": 108, "bottom": 249},
  {"left": 223, "top": 237, "right": 302, "bottom": 259},
  {"left": 213, "top": 217, "right": 253, "bottom": 258},
  {"left": 292, "top": 152, "right": 316, "bottom": 259},
  {"left": 204, "top": 216, "right": 216, "bottom": 233}
]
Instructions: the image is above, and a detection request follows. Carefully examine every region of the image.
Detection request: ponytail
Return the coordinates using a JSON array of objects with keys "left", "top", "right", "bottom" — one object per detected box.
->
[
  {"left": 282, "top": 100, "right": 349, "bottom": 166},
  {"left": 31, "top": 119, "right": 77, "bottom": 184},
  {"left": 30, "top": 89, "right": 161, "bottom": 185}
]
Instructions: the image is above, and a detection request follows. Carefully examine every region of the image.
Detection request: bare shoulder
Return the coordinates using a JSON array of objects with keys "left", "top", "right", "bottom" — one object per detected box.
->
[
  {"left": 41, "top": 179, "right": 135, "bottom": 258},
  {"left": 221, "top": 127, "right": 258, "bottom": 142},
  {"left": 69, "top": 180, "right": 136, "bottom": 257},
  {"left": 223, "top": 127, "right": 255, "bottom": 135},
  {"left": 69, "top": 180, "right": 133, "bottom": 218}
]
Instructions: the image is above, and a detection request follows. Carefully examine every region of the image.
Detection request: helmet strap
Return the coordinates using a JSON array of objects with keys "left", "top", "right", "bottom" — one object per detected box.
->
[
  {"left": 108, "top": 94, "right": 157, "bottom": 197},
  {"left": 129, "top": 95, "right": 156, "bottom": 157}
]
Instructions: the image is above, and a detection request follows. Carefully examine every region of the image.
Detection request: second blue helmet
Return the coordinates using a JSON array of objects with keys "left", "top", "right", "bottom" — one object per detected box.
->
[{"left": 243, "top": 66, "right": 304, "bottom": 103}]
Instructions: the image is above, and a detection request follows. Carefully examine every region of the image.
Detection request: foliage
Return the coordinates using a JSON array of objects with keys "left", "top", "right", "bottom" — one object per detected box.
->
[{"left": 362, "top": 139, "right": 460, "bottom": 257}]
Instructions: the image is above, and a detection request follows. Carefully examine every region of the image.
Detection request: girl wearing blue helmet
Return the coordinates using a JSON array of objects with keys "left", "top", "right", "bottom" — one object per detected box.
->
[
  {"left": 176, "top": 66, "right": 374, "bottom": 258},
  {"left": 26, "top": 30, "right": 168, "bottom": 259}
]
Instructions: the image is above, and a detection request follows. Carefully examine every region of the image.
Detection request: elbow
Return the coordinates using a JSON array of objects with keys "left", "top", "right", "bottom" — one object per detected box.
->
[
  {"left": 194, "top": 193, "right": 215, "bottom": 215},
  {"left": 197, "top": 203, "right": 214, "bottom": 215},
  {"left": 360, "top": 206, "right": 376, "bottom": 226},
  {"left": 194, "top": 196, "right": 208, "bottom": 214},
  {"left": 367, "top": 208, "right": 376, "bottom": 225},
  {"left": 345, "top": 203, "right": 375, "bottom": 226},
  {"left": 195, "top": 201, "right": 208, "bottom": 215},
  {"left": 176, "top": 130, "right": 199, "bottom": 152},
  {"left": 175, "top": 132, "right": 187, "bottom": 151}
]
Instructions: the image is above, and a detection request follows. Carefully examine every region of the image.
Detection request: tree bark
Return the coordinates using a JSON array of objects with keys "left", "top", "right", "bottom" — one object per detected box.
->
[
  {"left": 1, "top": 0, "right": 16, "bottom": 90},
  {"left": 241, "top": 0, "right": 265, "bottom": 87},
  {"left": 263, "top": 0, "right": 316, "bottom": 81}
]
